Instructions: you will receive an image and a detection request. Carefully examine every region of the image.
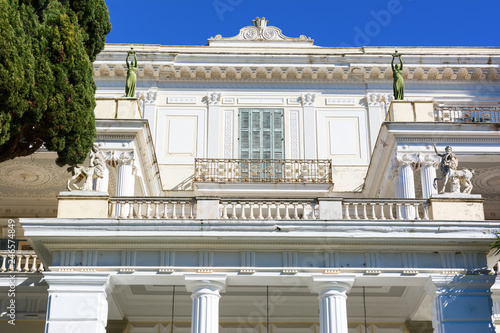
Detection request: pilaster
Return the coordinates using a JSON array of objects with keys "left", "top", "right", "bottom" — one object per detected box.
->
[
  {"left": 300, "top": 93, "right": 317, "bottom": 159},
  {"left": 430, "top": 275, "right": 495, "bottom": 333},
  {"left": 43, "top": 272, "right": 112, "bottom": 333},
  {"left": 205, "top": 92, "right": 222, "bottom": 158}
]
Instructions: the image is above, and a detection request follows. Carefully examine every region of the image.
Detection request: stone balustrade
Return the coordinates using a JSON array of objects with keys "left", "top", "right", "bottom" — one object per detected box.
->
[
  {"left": 343, "top": 199, "right": 429, "bottom": 220},
  {"left": 107, "top": 197, "right": 442, "bottom": 221},
  {"left": 434, "top": 105, "right": 499, "bottom": 123},
  {"left": 0, "top": 251, "right": 45, "bottom": 273},
  {"left": 220, "top": 199, "right": 318, "bottom": 220}
]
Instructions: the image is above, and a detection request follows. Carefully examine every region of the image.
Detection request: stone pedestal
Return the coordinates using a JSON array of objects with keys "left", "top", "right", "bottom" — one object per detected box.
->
[
  {"left": 196, "top": 197, "right": 221, "bottom": 219},
  {"left": 430, "top": 275, "right": 495, "bottom": 333},
  {"left": 44, "top": 273, "right": 111, "bottom": 333},
  {"left": 185, "top": 274, "right": 227, "bottom": 333},
  {"left": 387, "top": 100, "right": 434, "bottom": 122},
  {"left": 310, "top": 275, "right": 355, "bottom": 333},
  {"left": 429, "top": 194, "right": 484, "bottom": 220},
  {"left": 57, "top": 191, "right": 109, "bottom": 218},
  {"left": 318, "top": 198, "right": 343, "bottom": 220}
]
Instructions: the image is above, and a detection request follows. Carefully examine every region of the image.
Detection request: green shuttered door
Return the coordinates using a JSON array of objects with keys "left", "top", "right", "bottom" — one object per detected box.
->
[{"left": 239, "top": 109, "right": 284, "bottom": 159}]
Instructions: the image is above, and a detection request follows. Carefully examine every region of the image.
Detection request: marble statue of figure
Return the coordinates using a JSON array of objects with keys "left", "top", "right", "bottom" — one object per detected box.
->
[
  {"left": 125, "top": 49, "right": 138, "bottom": 97},
  {"left": 67, "top": 145, "right": 107, "bottom": 191},
  {"left": 391, "top": 51, "right": 404, "bottom": 100},
  {"left": 433, "top": 144, "right": 474, "bottom": 194}
]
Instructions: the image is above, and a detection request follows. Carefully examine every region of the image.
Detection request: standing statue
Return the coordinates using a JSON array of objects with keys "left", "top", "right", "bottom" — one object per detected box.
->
[
  {"left": 433, "top": 144, "right": 474, "bottom": 194},
  {"left": 391, "top": 50, "right": 404, "bottom": 100},
  {"left": 125, "top": 48, "right": 138, "bottom": 97}
]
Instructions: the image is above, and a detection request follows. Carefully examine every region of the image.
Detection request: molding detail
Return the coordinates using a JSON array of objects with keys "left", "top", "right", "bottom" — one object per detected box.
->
[
  {"left": 326, "top": 97, "right": 356, "bottom": 105},
  {"left": 289, "top": 110, "right": 300, "bottom": 159},
  {"left": 300, "top": 93, "right": 316, "bottom": 106},
  {"left": 223, "top": 110, "right": 234, "bottom": 158},
  {"left": 204, "top": 92, "right": 221, "bottom": 105},
  {"left": 0, "top": 161, "right": 62, "bottom": 189}
]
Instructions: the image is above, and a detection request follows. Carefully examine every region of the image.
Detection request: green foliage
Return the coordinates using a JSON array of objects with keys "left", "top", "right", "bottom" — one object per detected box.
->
[{"left": 0, "top": 0, "right": 111, "bottom": 166}]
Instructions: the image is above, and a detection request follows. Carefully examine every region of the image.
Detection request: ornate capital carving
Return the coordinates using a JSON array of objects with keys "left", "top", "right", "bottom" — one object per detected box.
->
[
  {"left": 300, "top": 93, "right": 316, "bottom": 106},
  {"left": 418, "top": 153, "right": 440, "bottom": 168},
  {"left": 396, "top": 153, "right": 419, "bottom": 167},
  {"left": 203, "top": 92, "right": 221, "bottom": 106},
  {"left": 105, "top": 151, "right": 135, "bottom": 168}
]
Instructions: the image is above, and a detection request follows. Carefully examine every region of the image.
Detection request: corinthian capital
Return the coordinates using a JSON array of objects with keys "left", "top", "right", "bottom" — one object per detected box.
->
[
  {"left": 300, "top": 93, "right": 316, "bottom": 106},
  {"left": 396, "top": 153, "right": 419, "bottom": 167},
  {"left": 204, "top": 92, "right": 221, "bottom": 105},
  {"left": 105, "top": 151, "right": 135, "bottom": 168},
  {"left": 418, "top": 153, "right": 440, "bottom": 168}
]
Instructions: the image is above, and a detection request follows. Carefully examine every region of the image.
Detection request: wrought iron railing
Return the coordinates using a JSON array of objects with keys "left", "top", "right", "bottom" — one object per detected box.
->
[
  {"left": 434, "top": 106, "right": 499, "bottom": 123},
  {"left": 194, "top": 158, "right": 333, "bottom": 183}
]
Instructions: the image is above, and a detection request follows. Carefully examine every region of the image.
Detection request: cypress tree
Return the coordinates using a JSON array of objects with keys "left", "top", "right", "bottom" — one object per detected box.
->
[{"left": 0, "top": 0, "right": 111, "bottom": 166}]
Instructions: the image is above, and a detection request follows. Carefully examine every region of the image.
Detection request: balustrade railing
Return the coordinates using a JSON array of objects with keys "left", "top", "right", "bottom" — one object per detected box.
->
[
  {"left": 0, "top": 251, "right": 44, "bottom": 273},
  {"left": 434, "top": 106, "right": 499, "bottom": 123},
  {"left": 194, "top": 158, "right": 333, "bottom": 183},
  {"left": 108, "top": 197, "right": 433, "bottom": 221},
  {"left": 220, "top": 199, "right": 318, "bottom": 220},
  {"left": 342, "top": 199, "right": 429, "bottom": 220},
  {"left": 109, "top": 197, "right": 196, "bottom": 219}
]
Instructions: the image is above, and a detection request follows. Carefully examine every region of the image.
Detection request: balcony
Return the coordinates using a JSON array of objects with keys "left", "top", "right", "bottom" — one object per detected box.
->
[{"left": 0, "top": 250, "right": 44, "bottom": 273}]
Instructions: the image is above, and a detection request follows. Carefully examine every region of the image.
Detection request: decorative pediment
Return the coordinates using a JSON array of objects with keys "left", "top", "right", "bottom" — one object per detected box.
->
[{"left": 208, "top": 17, "right": 314, "bottom": 47}]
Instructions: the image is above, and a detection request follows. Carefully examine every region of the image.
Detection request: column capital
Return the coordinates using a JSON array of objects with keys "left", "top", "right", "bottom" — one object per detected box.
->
[
  {"left": 43, "top": 272, "right": 112, "bottom": 293},
  {"left": 309, "top": 275, "right": 355, "bottom": 297},
  {"left": 105, "top": 150, "right": 135, "bottom": 168},
  {"left": 184, "top": 274, "right": 227, "bottom": 294},
  {"left": 418, "top": 153, "right": 440, "bottom": 168},
  {"left": 396, "top": 153, "right": 419, "bottom": 167}
]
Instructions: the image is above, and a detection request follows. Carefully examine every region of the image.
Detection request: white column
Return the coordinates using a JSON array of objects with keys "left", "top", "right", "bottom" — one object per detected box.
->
[
  {"left": 205, "top": 93, "right": 221, "bottom": 158},
  {"left": 141, "top": 89, "right": 158, "bottom": 145},
  {"left": 310, "top": 275, "right": 355, "bottom": 333},
  {"left": 43, "top": 273, "right": 111, "bottom": 333},
  {"left": 301, "top": 93, "right": 317, "bottom": 159},
  {"left": 419, "top": 154, "right": 439, "bottom": 199},
  {"left": 430, "top": 275, "right": 495, "bottom": 333},
  {"left": 185, "top": 274, "right": 227, "bottom": 333},
  {"left": 94, "top": 164, "right": 110, "bottom": 193},
  {"left": 116, "top": 152, "right": 135, "bottom": 197},
  {"left": 396, "top": 154, "right": 417, "bottom": 218}
]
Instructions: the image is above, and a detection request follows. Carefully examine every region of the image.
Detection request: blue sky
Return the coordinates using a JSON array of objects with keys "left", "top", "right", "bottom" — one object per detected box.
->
[{"left": 104, "top": 0, "right": 500, "bottom": 47}]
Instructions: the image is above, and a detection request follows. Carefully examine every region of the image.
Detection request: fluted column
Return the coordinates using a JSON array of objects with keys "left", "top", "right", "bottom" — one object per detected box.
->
[
  {"left": 419, "top": 154, "right": 439, "bottom": 199},
  {"left": 185, "top": 274, "right": 227, "bottom": 333},
  {"left": 396, "top": 154, "right": 418, "bottom": 218},
  {"left": 115, "top": 152, "right": 135, "bottom": 197},
  {"left": 310, "top": 275, "right": 355, "bottom": 333}
]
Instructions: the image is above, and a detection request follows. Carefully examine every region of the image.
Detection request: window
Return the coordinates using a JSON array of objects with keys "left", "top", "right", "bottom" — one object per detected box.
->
[{"left": 239, "top": 108, "right": 284, "bottom": 159}]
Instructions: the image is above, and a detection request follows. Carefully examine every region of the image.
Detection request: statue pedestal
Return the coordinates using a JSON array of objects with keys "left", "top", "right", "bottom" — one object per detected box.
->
[
  {"left": 429, "top": 194, "right": 484, "bottom": 221},
  {"left": 387, "top": 100, "right": 434, "bottom": 122},
  {"left": 57, "top": 191, "right": 109, "bottom": 218}
]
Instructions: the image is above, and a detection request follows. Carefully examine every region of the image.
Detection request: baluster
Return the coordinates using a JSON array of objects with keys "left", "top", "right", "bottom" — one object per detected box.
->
[
  {"left": 275, "top": 202, "right": 282, "bottom": 219},
  {"left": 31, "top": 255, "right": 38, "bottom": 272},
  {"left": 257, "top": 202, "right": 264, "bottom": 220},
  {"left": 423, "top": 203, "right": 430, "bottom": 220},
  {"left": 38, "top": 261, "right": 44, "bottom": 272},
  {"left": 146, "top": 201, "right": 152, "bottom": 219},
  {"left": 292, "top": 203, "right": 299, "bottom": 219},
  {"left": 231, "top": 202, "right": 237, "bottom": 219},
  {"left": 353, "top": 203, "right": 359, "bottom": 219},
  {"left": 266, "top": 203, "right": 272, "bottom": 220},
  {"left": 163, "top": 202, "right": 169, "bottom": 219},
  {"left": 23, "top": 255, "right": 30, "bottom": 271},
  {"left": 404, "top": 203, "right": 413, "bottom": 220},
  {"left": 284, "top": 202, "right": 291, "bottom": 219},
  {"left": 189, "top": 201, "right": 194, "bottom": 219},
  {"left": 180, "top": 202, "right": 186, "bottom": 219},
  {"left": 222, "top": 202, "right": 229, "bottom": 219},
  {"left": 379, "top": 203, "right": 386, "bottom": 220},
  {"left": 109, "top": 200, "right": 115, "bottom": 218},
  {"left": 303, "top": 203, "right": 309, "bottom": 220},
  {"left": 344, "top": 203, "right": 351, "bottom": 219},
  {"left": 136, "top": 201, "right": 143, "bottom": 219},
  {"left": 16, "top": 255, "right": 22, "bottom": 272},
  {"left": 248, "top": 202, "right": 255, "bottom": 219},
  {"left": 240, "top": 202, "right": 247, "bottom": 219},
  {"left": 313, "top": 202, "right": 319, "bottom": 219},
  {"left": 8, "top": 255, "right": 15, "bottom": 271},
  {"left": 388, "top": 203, "right": 395, "bottom": 219},
  {"left": 361, "top": 203, "right": 368, "bottom": 219},
  {"left": 396, "top": 203, "right": 403, "bottom": 219},
  {"left": 127, "top": 201, "right": 135, "bottom": 219},
  {"left": 154, "top": 201, "right": 160, "bottom": 218},
  {"left": 414, "top": 203, "right": 421, "bottom": 220},
  {"left": 171, "top": 202, "right": 177, "bottom": 219},
  {"left": 370, "top": 203, "right": 377, "bottom": 220},
  {"left": 1, "top": 254, "right": 7, "bottom": 272}
]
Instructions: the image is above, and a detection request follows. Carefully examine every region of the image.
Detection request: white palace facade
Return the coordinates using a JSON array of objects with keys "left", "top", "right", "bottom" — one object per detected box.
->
[{"left": 1, "top": 18, "right": 500, "bottom": 333}]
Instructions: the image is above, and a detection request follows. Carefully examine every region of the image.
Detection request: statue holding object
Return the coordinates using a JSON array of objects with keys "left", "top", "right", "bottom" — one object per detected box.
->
[
  {"left": 67, "top": 145, "right": 107, "bottom": 191},
  {"left": 433, "top": 143, "right": 474, "bottom": 194},
  {"left": 391, "top": 50, "right": 404, "bottom": 100},
  {"left": 125, "top": 47, "right": 138, "bottom": 97}
]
